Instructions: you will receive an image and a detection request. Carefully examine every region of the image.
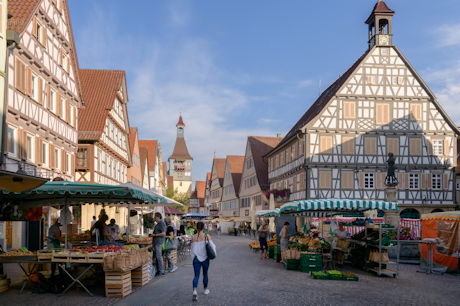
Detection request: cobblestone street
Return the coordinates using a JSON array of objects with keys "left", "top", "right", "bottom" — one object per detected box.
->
[{"left": 2, "top": 234, "right": 459, "bottom": 306}]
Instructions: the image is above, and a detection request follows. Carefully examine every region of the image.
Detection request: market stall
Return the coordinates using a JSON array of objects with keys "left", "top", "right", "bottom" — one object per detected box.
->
[{"left": 420, "top": 211, "right": 460, "bottom": 273}]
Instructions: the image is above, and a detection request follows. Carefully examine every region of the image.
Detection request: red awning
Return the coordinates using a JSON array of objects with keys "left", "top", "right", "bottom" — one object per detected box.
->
[{"left": 164, "top": 207, "right": 185, "bottom": 215}]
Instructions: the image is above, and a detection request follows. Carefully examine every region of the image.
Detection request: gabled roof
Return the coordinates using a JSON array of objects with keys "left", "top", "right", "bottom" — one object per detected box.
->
[
  {"left": 128, "top": 127, "right": 138, "bottom": 159},
  {"left": 226, "top": 156, "right": 244, "bottom": 197},
  {"left": 190, "top": 190, "right": 198, "bottom": 198},
  {"left": 169, "top": 138, "right": 192, "bottom": 160},
  {"left": 212, "top": 158, "right": 227, "bottom": 187},
  {"left": 365, "top": 0, "right": 395, "bottom": 24},
  {"left": 247, "top": 136, "right": 283, "bottom": 190},
  {"left": 139, "top": 140, "right": 158, "bottom": 171},
  {"left": 8, "top": 0, "right": 85, "bottom": 106},
  {"left": 139, "top": 147, "right": 149, "bottom": 182},
  {"left": 270, "top": 50, "right": 370, "bottom": 152},
  {"left": 167, "top": 176, "right": 174, "bottom": 189},
  {"left": 79, "top": 70, "right": 128, "bottom": 139},
  {"left": 195, "top": 181, "right": 206, "bottom": 206}
]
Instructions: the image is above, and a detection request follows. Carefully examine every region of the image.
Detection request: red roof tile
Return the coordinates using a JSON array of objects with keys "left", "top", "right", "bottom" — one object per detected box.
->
[
  {"left": 128, "top": 127, "right": 138, "bottom": 159},
  {"left": 213, "top": 158, "right": 226, "bottom": 186},
  {"left": 227, "top": 156, "right": 245, "bottom": 196},
  {"left": 79, "top": 70, "right": 127, "bottom": 138},
  {"left": 247, "top": 136, "right": 283, "bottom": 190},
  {"left": 271, "top": 50, "right": 370, "bottom": 151},
  {"left": 190, "top": 190, "right": 198, "bottom": 198},
  {"left": 7, "top": 0, "right": 41, "bottom": 34},
  {"left": 139, "top": 140, "right": 158, "bottom": 171},
  {"left": 365, "top": 0, "right": 395, "bottom": 24}
]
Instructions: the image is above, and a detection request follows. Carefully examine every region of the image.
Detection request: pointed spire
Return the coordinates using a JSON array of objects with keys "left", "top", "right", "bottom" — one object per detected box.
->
[
  {"left": 176, "top": 111, "right": 185, "bottom": 127},
  {"left": 365, "top": 0, "right": 395, "bottom": 24}
]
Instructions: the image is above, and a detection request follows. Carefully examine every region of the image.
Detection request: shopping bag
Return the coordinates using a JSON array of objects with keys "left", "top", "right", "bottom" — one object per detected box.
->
[
  {"left": 381, "top": 250, "right": 390, "bottom": 262},
  {"left": 164, "top": 238, "right": 178, "bottom": 251},
  {"left": 114, "top": 255, "right": 126, "bottom": 271},
  {"left": 337, "top": 240, "right": 350, "bottom": 252},
  {"left": 103, "top": 254, "right": 115, "bottom": 271},
  {"left": 295, "top": 249, "right": 301, "bottom": 260}
]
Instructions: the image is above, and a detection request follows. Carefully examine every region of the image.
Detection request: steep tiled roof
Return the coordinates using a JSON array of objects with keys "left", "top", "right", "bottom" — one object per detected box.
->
[
  {"left": 128, "top": 127, "right": 138, "bottom": 159},
  {"left": 79, "top": 70, "right": 127, "bottom": 138},
  {"left": 169, "top": 138, "right": 192, "bottom": 160},
  {"left": 365, "top": 0, "right": 395, "bottom": 24},
  {"left": 167, "top": 176, "right": 174, "bottom": 189},
  {"left": 213, "top": 158, "right": 226, "bottom": 186},
  {"left": 177, "top": 114, "right": 185, "bottom": 127},
  {"left": 139, "top": 147, "right": 148, "bottom": 183},
  {"left": 207, "top": 172, "right": 211, "bottom": 182},
  {"left": 7, "top": 0, "right": 41, "bottom": 34},
  {"left": 139, "top": 140, "right": 158, "bottom": 171},
  {"left": 196, "top": 181, "right": 206, "bottom": 198},
  {"left": 190, "top": 190, "right": 197, "bottom": 198},
  {"left": 227, "top": 156, "right": 245, "bottom": 197},
  {"left": 272, "top": 50, "right": 370, "bottom": 150},
  {"left": 248, "top": 136, "right": 283, "bottom": 190}
]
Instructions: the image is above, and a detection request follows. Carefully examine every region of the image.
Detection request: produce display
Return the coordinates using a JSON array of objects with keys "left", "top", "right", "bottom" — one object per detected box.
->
[
  {"left": 315, "top": 240, "right": 331, "bottom": 249},
  {"left": 249, "top": 241, "right": 260, "bottom": 249},
  {"left": 312, "top": 271, "right": 327, "bottom": 277},
  {"left": 127, "top": 237, "right": 152, "bottom": 244},
  {"left": 0, "top": 249, "right": 35, "bottom": 256},
  {"left": 326, "top": 270, "right": 342, "bottom": 275},
  {"left": 342, "top": 272, "right": 356, "bottom": 278},
  {"left": 125, "top": 244, "right": 140, "bottom": 250},
  {"left": 69, "top": 245, "right": 126, "bottom": 253},
  {"left": 288, "top": 244, "right": 309, "bottom": 251},
  {"left": 267, "top": 240, "right": 277, "bottom": 246},
  {"left": 70, "top": 233, "right": 91, "bottom": 240},
  {"left": 308, "top": 238, "right": 321, "bottom": 248}
]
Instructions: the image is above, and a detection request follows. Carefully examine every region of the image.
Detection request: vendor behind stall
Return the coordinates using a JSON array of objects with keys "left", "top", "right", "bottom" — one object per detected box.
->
[
  {"left": 106, "top": 219, "right": 120, "bottom": 242},
  {"left": 334, "top": 222, "right": 350, "bottom": 266},
  {"left": 90, "top": 214, "right": 110, "bottom": 243},
  {"left": 47, "top": 218, "right": 65, "bottom": 277}
]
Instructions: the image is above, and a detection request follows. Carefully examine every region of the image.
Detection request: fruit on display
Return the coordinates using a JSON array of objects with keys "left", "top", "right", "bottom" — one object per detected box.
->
[
  {"left": 301, "top": 251, "right": 318, "bottom": 255},
  {"left": 125, "top": 244, "right": 140, "bottom": 250},
  {"left": 316, "top": 240, "right": 331, "bottom": 249},
  {"left": 343, "top": 272, "right": 356, "bottom": 278},
  {"left": 69, "top": 245, "right": 126, "bottom": 253},
  {"left": 267, "top": 240, "right": 277, "bottom": 246},
  {"left": 298, "top": 238, "right": 310, "bottom": 245},
  {"left": 273, "top": 234, "right": 277, "bottom": 240},
  {"left": 249, "top": 241, "right": 260, "bottom": 249},
  {"left": 128, "top": 237, "right": 153, "bottom": 244},
  {"left": 70, "top": 233, "right": 91, "bottom": 239},
  {"left": 326, "top": 270, "right": 342, "bottom": 275},
  {"left": 0, "top": 249, "right": 35, "bottom": 256},
  {"left": 312, "top": 271, "right": 327, "bottom": 277},
  {"left": 308, "top": 238, "right": 320, "bottom": 248}
]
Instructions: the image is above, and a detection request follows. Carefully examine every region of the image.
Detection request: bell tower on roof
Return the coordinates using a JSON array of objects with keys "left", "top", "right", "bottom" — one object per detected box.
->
[
  {"left": 168, "top": 112, "right": 193, "bottom": 195},
  {"left": 365, "top": 0, "right": 395, "bottom": 49}
]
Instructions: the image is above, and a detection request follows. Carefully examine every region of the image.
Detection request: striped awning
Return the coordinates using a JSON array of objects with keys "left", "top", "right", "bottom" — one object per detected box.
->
[
  {"left": 280, "top": 199, "right": 398, "bottom": 214},
  {"left": 255, "top": 209, "right": 280, "bottom": 217}
]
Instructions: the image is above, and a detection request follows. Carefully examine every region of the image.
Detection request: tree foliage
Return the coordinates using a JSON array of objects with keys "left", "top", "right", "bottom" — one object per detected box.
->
[
  {"left": 143, "top": 214, "right": 155, "bottom": 229},
  {"left": 165, "top": 186, "right": 190, "bottom": 212}
]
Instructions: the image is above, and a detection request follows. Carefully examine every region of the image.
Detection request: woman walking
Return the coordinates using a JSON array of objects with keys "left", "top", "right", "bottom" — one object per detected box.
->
[
  {"left": 258, "top": 220, "right": 269, "bottom": 260},
  {"left": 280, "top": 221, "right": 291, "bottom": 264},
  {"left": 164, "top": 217, "right": 178, "bottom": 272},
  {"left": 190, "top": 222, "right": 216, "bottom": 301}
]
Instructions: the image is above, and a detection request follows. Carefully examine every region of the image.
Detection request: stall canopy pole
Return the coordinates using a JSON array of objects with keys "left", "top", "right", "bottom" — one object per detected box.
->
[
  {"left": 127, "top": 202, "right": 131, "bottom": 242},
  {"left": 64, "top": 197, "right": 68, "bottom": 250},
  {"left": 141, "top": 208, "right": 144, "bottom": 236}
]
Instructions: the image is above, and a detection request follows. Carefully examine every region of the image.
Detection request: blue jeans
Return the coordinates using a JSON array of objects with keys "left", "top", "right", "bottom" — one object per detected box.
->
[
  {"left": 154, "top": 244, "right": 164, "bottom": 274},
  {"left": 193, "top": 257, "right": 209, "bottom": 289},
  {"left": 165, "top": 249, "right": 174, "bottom": 269}
]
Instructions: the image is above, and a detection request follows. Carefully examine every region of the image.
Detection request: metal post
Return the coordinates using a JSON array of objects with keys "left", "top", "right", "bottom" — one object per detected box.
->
[
  {"left": 127, "top": 203, "right": 131, "bottom": 242},
  {"left": 64, "top": 197, "right": 68, "bottom": 250}
]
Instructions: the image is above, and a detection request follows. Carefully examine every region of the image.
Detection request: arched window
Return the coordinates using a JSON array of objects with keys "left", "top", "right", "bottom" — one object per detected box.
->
[
  {"left": 431, "top": 209, "right": 443, "bottom": 213},
  {"left": 400, "top": 208, "right": 420, "bottom": 219}
]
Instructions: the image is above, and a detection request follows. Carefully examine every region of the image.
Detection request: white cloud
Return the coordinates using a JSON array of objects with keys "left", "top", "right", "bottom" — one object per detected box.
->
[
  {"left": 435, "top": 24, "right": 460, "bottom": 47},
  {"left": 422, "top": 62, "right": 460, "bottom": 124},
  {"left": 167, "top": 0, "right": 191, "bottom": 28},
  {"left": 298, "top": 79, "right": 315, "bottom": 88}
]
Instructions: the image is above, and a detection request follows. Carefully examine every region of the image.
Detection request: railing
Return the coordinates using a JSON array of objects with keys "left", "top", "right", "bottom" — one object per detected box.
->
[{"left": 1, "top": 160, "right": 54, "bottom": 179}]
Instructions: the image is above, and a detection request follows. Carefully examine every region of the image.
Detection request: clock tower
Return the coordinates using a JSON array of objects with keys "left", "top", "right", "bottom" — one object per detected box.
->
[
  {"left": 365, "top": 0, "right": 395, "bottom": 49},
  {"left": 168, "top": 112, "right": 193, "bottom": 195}
]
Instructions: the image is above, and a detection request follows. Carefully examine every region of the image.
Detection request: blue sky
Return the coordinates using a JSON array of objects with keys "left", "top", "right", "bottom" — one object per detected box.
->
[{"left": 68, "top": 0, "right": 460, "bottom": 185}]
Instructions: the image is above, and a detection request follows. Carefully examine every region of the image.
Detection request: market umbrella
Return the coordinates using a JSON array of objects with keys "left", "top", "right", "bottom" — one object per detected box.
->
[
  {"left": 251, "top": 199, "right": 256, "bottom": 230},
  {"left": 280, "top": 199, "right": 398, "bottom": 214},
  {"left": 269, "top": 193, "right": 276, "bottom": 233},
  {"left": 119, "top": 182, "right": 183, "bottom": 207}
]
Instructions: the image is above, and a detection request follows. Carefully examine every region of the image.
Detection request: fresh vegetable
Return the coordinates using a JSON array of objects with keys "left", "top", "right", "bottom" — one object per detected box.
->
[
  {"left": 343, "top": 272, "right": 356, "bottom": 277},
  {"left": 326, "top": 270, "right": 342, "bottom": 275},
  {"left": 312, "top": 271, "right": 327, "bottom": 276},
  {"left": 0, "top": 249, "right": 35, "bottom": 256}
]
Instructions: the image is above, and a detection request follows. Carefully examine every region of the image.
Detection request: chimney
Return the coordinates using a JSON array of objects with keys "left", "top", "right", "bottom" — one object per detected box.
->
[{"left": 277, "top": 134, "right": 281, "bottom": 138}]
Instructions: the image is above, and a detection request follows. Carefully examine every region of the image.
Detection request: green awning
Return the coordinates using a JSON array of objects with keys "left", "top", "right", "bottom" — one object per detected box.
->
[{"left": 280, "top": 199, "right": 398, "bottom": 214}]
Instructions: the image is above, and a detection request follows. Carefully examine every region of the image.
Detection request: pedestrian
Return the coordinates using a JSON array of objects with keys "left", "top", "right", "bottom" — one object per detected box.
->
[
  {"left": 90, "top": 214, "right": 109, "bottom": 244},
  {"left": 208, "top": 222, "right": 213, "bottom": 236},
  {"left": 106, "top": 219, "right": 120, "bottom": 242},
  {"left": 216, "top": 221, "right": 220, "bottom": 238},
  {"left": 280, "top": 221, "right": 291, "bottom": 264},
  {"left": 334, "top": 222, "right": 350, "bottom": 267},
  {"left": 47, "top": 218, "right": 65, "bottom": 276},
  {"left": 164, "top": 217, "right": 178, "bottom": 272},
  {"left": 90, "top": 216, "right": 97, "bottom": 234},
  {"left": 191, "top": 221, "right": 216, "bottom": 301},
  {"left": 258, "top": 220, "right": 268, "bottom": 260},
  {"left": 149, "top": 212, "right": 166, "bottom": 277},
  {"left": 233, "top": 222, "right": 238, "bottom": 236},
  {"left": 179, "top": 220, "right": 186, "bottom": 236}
]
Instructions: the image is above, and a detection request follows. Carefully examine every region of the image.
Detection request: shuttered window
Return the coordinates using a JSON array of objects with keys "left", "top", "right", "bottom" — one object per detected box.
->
[
  {"left": 364, "top": 137, "right": 377, "bottom": 155},
  {"left": 342, "top": 137, "right": 354, "bottom": 155},
  {"left": 319, "top": 171, "right": 331, "bottom": 189},
  {"left": 409, "top": 138, "right": 422, "bottom": 156},
  {"left": 341, "top": 171, "right": 353, "bottom": 189},
  {"left": 387, "top": 138, "right": 399, "bottom": 156},
  {"left": 410, "top": 104, "right": 422, "bottom": 121},
  {"left": 15, "top": 57, "right": 26, "bottom": 93},
  {"left": 376, "top": 103, "right": 390, "bottom": 125},
  {"left": 343, "top": 102, "right": 355, "bottom": 119},
  {"left": 320, "top": 136, "right": 333, "bottom": 154}
]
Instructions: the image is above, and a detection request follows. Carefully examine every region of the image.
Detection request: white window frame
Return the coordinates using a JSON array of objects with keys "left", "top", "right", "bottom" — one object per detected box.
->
[
  {"left": 432, "top": 174, "right": 442, "bottom": 190},
  {"left": 107, "top": 121, "right": 112, "bottom": 139},
  {"left": 26, "top": 133, "right": 34, "bottom": 162},
  {"left": 50, "top": 88, "right": 56, "bottom": 113},
  {"left": 114, "top": 160, "right": 118, "bottom": 180},
  {"left": 7, "top": 125, "right": 17, "bottom": 157},
  {"left": 55, "top": 147, "right": 60, "bottom": 170},
  {"left": 97, "top": 150, "right": 102, "bottom": 172},
  {"left": 36, "top": 21, "right": 42, "bottom": 43},
  {"left": 372, "top": 76, "right": 377, "bottom": 84},
  {"left": 409, "top": 174, "right": 419, "bottom": 190},
  {"left": 285, "top": 150, "right": 289, "bottom": 163},
  {"left": 432, "top": 140, "right": 443, "bottom": 156},
  {"left": 70, "top": 105, "right": 74, "bottom": 126},
  {"left": 42, "top": 141, "right": 48, "bottom": 166},
  {"left": 66, "top": 152, "right": 71, "bottom": 174},
  {"left": 31, "top": 73, "right": 37, "bottom": 101},
  {"left": 364, "top": 173, "right": 375, "bottom": 189},
  {"left": 457, "top": 182, "right": 460, "bottom": 190},
  {"left": 381, "top": 48, "right": 388, "bottom": 55},
  {"left": 291, "top": 145, "right": 295, "bottom": 159},
  {"left": 392, "top": 77, "right": 398, "bottom": 85},
  {"left": 62, "top": 51, "right": 67, "bottom": 71},
  {"left": 61, "top": 97, "right": 66, "bottom": 120}
]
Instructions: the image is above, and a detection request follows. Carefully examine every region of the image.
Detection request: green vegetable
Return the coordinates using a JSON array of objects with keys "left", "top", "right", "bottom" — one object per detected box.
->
[
  {"left": 343, "top": 272, "right": 356, "bottom": 277},
  {"left": 326, "top": 270, "right": 342, "bottom": 275},
  {"left": 312, "top": 271, "right": 327, "bottom": 276}
]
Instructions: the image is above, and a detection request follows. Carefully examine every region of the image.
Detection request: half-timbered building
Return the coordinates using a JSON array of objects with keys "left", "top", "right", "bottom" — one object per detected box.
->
[
  {"left": 239, "top": 136, "right": 281, "bottom": 215},
  {"left": 4, "top": 0, "right": 83, "bottom": 180},
  {"left": 205, "top": 172, "right": 213, "bottom": 216},
  {"left": 139, "top": 146, "right": 150, "bottom": 190},
  {"left": 139, "top": 139, "right": 163, "bottom": 194},
  {"left": 221, "top": 156, "right": 244, "bottom": 218},
  {"left": 210, "top": 158, "right": 226, "bottom": 216},
  {"left": 127, "top": 127, "right": 142, "bottom": 186},
  {"left": 267, "top": 0, "right": 460, "bottom": 216}
]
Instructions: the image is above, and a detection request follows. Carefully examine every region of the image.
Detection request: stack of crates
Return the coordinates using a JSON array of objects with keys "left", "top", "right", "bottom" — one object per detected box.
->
[
  {"left": 300, "top": 253, "right": 322, "bottom": 273},
  {"left": 105, "top": 271, "right": 132, "bottom": 298},
  {"left": 284, "top": 259, "right": 300, "bottom": 270},
  {"left": 268, "top": 245, "right": 275, "bottom": 258},
  {"left": 132, "top": 264, "right": 149, "bottom": 287},
  {"left": 274, "top": 246, "right": 281, "bottom": 262}
]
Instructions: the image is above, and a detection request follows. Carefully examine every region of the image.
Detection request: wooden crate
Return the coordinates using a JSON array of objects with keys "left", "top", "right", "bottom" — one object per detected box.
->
[
  {"left": 105, "top": 283, "right": 132, "bottom": 298},
  {"left": 162, "top": 250, "right": 177, "bottom": 268},
  {"left": 51, "top": 250, "right": 70, "bottom": 263},
  {"left": 37, "top": 250, "right": 53, "bottom": 261},
  {"left": 105, "top": 271, "right": 131, "bottom": 285},
  {"left": 86, "top": 252, "right": 105, "bottom": 263},
  {"left": 132, "top": 275, "right": 148, "bottom": 287},
  {"left": 131, "top": 264, "right": 148, "bottom": 287},
  {"left": 69, "top": 253, "right": 88, "bottom": 263}
]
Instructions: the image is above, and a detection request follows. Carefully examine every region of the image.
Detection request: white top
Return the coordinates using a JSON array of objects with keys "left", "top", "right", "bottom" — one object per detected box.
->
[
  {"left": 335, "top": 228, "right": 348, "bottom": 239},
  {"left": 91, "top": 220, "right": 97, "bottom": 234},
  {"left": 216, "top": 223, "right": 220, "bottom": 229},
  {"left": 190, "top": 235, "right": 217, "bottom": 262},
  {"left": 107, "top": 224, "right": 120, "bottom": 242}
]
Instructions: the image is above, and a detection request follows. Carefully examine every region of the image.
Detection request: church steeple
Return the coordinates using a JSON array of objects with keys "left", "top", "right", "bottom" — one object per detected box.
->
[
  {"left": 365, "top": 0, "right": 395, "bottom": 49},
  {"left": 176, "top": 111, "right": 185, "bottom": 138}
]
